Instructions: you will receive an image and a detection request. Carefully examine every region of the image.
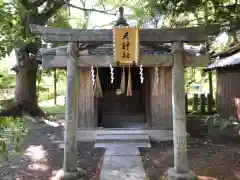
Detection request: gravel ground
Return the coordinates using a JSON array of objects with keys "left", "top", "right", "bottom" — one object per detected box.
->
[
  {"left": 140, "top": 138, "right": 240, "bottom": 180},
  {"left": 0, "top": 121, "right": 104, "bottom": 180},
  {"left": 3, "top": 119, "right": 239, "bottom": 180}
]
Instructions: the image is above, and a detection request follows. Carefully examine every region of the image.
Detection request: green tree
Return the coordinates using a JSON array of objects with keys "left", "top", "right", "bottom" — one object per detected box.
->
[
  {"left": 0, "top": 0, "right": 116, "bottom": 116},
  {"left": 99, "top": 0, "right": 240, "bottom": 114},
  {"left": 0, "top": 0, "right": 66, "bottom": 116}
]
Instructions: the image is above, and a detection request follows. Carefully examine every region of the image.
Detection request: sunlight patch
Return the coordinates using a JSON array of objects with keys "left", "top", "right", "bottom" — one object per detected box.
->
[
  {"left": 28, "top": 163, "right": 49, "bottom": 171},
  {"left": 198, "top": 176, "right": 218, "bottom": 180},
  {"left": 43, "top": 119, "right": 61, "bottom": 127},
  {"left": 24, "top": 145, "right": 48, "bottom": 162},
  {"left": 52, "top": 169, "right": 64, "bottom": 180}
]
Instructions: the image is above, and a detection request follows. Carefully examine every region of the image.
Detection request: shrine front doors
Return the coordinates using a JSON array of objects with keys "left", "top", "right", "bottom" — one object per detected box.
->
[{"left": 97, "top": 67, "right": 146, "bottom": 128}]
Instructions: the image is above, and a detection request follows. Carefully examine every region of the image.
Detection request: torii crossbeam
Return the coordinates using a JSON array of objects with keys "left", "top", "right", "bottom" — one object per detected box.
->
[{"left": 30, "top": 23, "right": 221, "bottom": 43}]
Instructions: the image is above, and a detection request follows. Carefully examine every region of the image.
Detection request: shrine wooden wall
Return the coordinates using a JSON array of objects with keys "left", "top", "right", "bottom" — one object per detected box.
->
[
  {"left": 147, "top": 67, "right": 173, "bottom": 129},
  {"left": 75, "top": 67, "right": 173, "bottom": 129},
  {"left": 77, "top": 68, "right": 97, "bottom": 128},
  {"left": 216, "top": 66, "right": 240, "bottom": 120}
]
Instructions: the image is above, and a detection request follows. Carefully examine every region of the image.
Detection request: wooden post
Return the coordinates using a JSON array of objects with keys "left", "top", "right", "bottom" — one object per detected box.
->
[
  {"left": 185, "top": 93, "right": 188, "bottom": 113},
  {"left": 167, "top": 42, "right": 195, "bottom": 179},
  {"left": 53, "top": 68, "right": 57, "bottom": 105},
  {"left": 193, "top": 94, "right": 198, "bottom": 111},
  {"left": 207, "top": 93, "right": 213, "bottom": 114},
  {"left": 63, "top": 42, "right": 79, "bottom": 172},
  {"left": 200, "top": 93, "right": 206, "bottom": 114}
]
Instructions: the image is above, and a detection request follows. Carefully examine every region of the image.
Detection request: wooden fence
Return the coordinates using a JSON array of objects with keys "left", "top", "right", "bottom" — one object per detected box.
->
[{"left": 185, "top": 93, "right": 214, "bottom": 114}]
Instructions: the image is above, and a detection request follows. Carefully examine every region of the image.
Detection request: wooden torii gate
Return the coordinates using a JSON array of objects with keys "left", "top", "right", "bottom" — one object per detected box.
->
[{"left": 30, "top": 21, "right": 220, "bottom": 179}]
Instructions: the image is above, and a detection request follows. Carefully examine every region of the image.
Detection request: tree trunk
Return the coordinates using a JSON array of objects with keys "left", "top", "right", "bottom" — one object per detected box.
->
[
  {"left": 15, "top": 59, "right": 44, "bottom": 116},
  {"left": 0, "top": 45, "right": 44, "bottom": 117}
]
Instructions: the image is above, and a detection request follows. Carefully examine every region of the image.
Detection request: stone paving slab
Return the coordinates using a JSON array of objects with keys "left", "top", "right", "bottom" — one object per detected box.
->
[
  {"left": 100, "top": 155, "right": 146, "bottom": 180},
  {"left": 95, "top": 142, "right": 151, "bottom": 148},
  {"left": 105, "top": 147, "right": 140, "bottom": 156},
  {"left": 96, "top": 134, "right": 150, "bottom": 140},
  {"left": 95, "top": 134, "right": 151, "bottom": 148}
]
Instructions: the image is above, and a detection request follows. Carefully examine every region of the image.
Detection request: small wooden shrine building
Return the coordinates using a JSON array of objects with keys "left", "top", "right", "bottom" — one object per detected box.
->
[
  {"left": 30, "top": 13, "right": 223, "bottom": 178},
  {"left": 207, "top": 44, "right": 240, "bottom": 119},
  {"left": 40, "top": 43, "right": 208, "bottom": 133}
]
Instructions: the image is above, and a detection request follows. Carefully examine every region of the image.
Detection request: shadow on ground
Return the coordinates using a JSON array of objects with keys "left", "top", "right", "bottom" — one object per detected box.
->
[
  {"left": 0, "top": 120, "right": 104, "bottom": 180},
  {"left": 140, "top": 139, "right": 240, "bottom": 180}
]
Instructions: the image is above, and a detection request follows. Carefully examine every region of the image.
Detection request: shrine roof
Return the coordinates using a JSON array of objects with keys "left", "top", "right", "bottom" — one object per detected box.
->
[
  {"left": 38, "top": 43, "right": 209, "bottom": 68},
  {"left": 207, "top": 44, "right": 240, "bottom": 70},
  {"left": 39, "top": 43, "right": 203, "bottom": 57}
]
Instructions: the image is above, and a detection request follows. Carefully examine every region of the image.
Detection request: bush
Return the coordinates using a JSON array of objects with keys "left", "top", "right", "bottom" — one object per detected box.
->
[
  {"left": 0, "top": 117, "right": 27, "bottom": 162},
  {"left": 205, "top": 114, "right": 240, "bottom": 139},
  {"left": 0, "top": 71, "right": 15, "bottom": 89},
  {"left": 205, "top": 114, "right": 239, "bottom": 130}
]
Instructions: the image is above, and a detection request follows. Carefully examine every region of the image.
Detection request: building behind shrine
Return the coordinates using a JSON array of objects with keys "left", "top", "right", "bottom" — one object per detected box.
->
[{"left": 207, "top": 44, "right": 240, "bottom": 119}]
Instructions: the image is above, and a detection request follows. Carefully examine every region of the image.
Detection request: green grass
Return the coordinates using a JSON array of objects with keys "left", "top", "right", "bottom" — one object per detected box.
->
[
  {"left": 38, "top": 92, "right": 54, "bottom": 102},
  {"left": 41, "top": 105, "right": 65, "bottom": 114}
]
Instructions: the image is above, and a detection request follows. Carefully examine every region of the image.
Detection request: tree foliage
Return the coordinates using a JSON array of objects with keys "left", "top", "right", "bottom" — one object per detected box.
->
[
  {"left": 102, "top": 0, "right": 240, "bottom": 38},
  {"left": 0, "top": 71, "right": 15, "bottom": 89},
  {"left": 0, "top": 0, "right": 29, "bottom": 57}
]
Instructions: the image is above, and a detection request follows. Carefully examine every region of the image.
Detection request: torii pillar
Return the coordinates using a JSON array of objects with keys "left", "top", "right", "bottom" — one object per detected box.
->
[
  {"left": 55, "top": 42, "right": 86, "bottom": 179},
  {"left": 167, "top": 42, "right": 196, "bottom": 179}
]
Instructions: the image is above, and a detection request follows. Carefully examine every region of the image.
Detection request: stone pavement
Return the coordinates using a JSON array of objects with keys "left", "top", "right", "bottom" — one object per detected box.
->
[
  {"left": 97, "top": 134, "right": 150, "bottom": 180},
  {"left": 100, "top": 147, "right": 147, "bottom": 180}
]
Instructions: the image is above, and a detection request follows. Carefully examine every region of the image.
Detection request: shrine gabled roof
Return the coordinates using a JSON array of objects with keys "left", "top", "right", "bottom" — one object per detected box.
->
[
  {"left": 206, "top": 44, "right": 240, "bottom": 70},
  {"left": 39, "top": 44, "right": 171, "bottom": 56},
  {"left": 38, "top": 43, "right": 209, "bottom": 68},
  {"left": 39, "top": 43, "right": 203, "bottom": 57}
]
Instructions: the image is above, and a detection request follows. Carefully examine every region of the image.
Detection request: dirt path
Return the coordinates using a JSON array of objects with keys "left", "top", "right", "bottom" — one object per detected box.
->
[
  {"left": 3, "top": 119, "right": 239, "bottom": 180},
  {"left": 140, "top": 139, "right": 240, "bottom": 180},
  {"left": 0, "top": 121, "right": 104, "bottom": 180}
]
